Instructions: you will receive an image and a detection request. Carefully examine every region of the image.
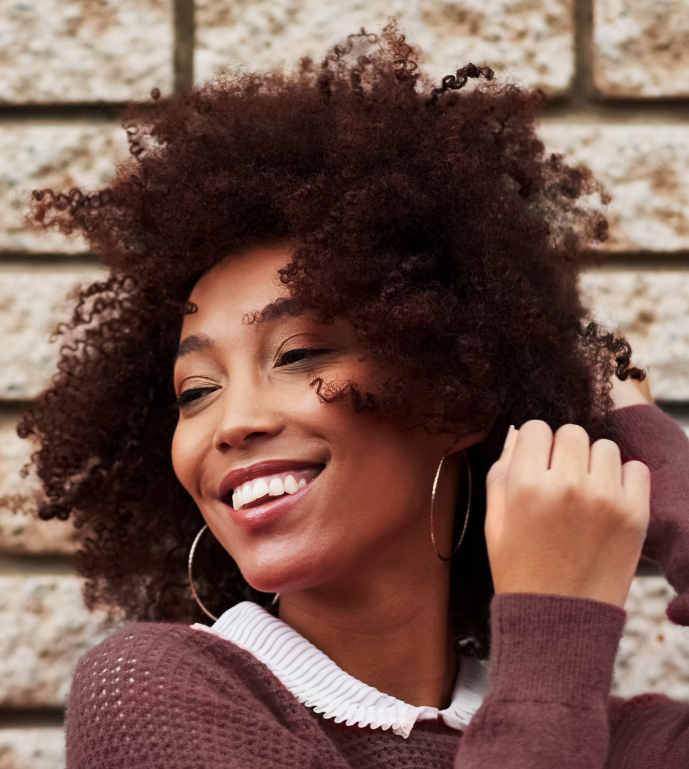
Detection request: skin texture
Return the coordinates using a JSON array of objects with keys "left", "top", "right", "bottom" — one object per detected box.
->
[{"left": 171, "top": 241, "right": 649, "bottom": 709}]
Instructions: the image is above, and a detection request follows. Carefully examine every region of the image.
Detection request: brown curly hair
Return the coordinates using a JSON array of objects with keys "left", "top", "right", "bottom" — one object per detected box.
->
[{"left": 17, "top": 24, "right": 639, "bottom": 657}]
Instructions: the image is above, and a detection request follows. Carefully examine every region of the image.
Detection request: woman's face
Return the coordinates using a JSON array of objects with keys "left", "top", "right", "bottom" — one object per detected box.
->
[{"left": 172, "top": 242, "right": 463, "bottom": 596}]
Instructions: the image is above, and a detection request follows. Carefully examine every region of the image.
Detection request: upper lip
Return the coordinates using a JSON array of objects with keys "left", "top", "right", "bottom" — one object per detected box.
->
[{"left": 218, "top": 459, "right": 324, "bottom": 500}]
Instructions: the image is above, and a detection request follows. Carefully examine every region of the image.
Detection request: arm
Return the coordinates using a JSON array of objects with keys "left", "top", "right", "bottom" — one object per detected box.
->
[
  {"left": 454, "top": 593, "right": 625, "bottom": 768},
  {"left": 453, "top": 419, "right": 658, "bottom": 768},
  {"left": 606, "top": 693, "right": 689, "bottom": 768},
  {"left": 455, "top": 592, "right": 689, "bottom": 769},
  {"left": 611, "top": 404, "right": 689, "bottom": 625}
]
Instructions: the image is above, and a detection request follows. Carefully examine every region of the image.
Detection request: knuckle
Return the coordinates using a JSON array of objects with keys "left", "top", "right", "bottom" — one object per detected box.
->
[
  {"left": 520, "top": 419, "right": 553, "bottom": 438},
  {"left": 556, "top": 423, "right": 589, "bottom": 443},
  {"left": 625, "top": 459, "right": 651, "bottom": 479},
  {"left": 512, "top": 477, "right": 542, "bottom": 503},
  {"left": 592, "top": 438, "right": 621, "bottom": 458},
  {"left": 557, "top": 477, "right": 583, "bottom": 506},
  {"left": 589, "top": 488, "right": 618, "bottom": 516},
  {"left": 486, "top": 461, "right": 506, "bottom": 486}
]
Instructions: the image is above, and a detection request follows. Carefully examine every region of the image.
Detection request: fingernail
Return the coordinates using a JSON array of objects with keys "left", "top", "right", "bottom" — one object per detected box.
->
[{"left": 503, "top": 425, "right": 516, "bottom": 451}]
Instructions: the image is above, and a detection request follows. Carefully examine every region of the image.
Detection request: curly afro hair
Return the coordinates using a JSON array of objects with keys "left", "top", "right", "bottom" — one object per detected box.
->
[{"left": 17, "top": 24, "right": 640, "bottom": 657}]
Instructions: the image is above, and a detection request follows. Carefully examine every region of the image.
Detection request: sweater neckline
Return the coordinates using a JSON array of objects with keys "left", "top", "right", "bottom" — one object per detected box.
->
[{"left": 192, "top": 601, "right": 486, "bottom": 739}]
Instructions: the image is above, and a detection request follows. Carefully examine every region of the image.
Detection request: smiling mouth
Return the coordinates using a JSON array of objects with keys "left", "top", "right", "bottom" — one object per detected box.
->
[{"left": 226, "top": 466, "right": 323, "bottom": 511}]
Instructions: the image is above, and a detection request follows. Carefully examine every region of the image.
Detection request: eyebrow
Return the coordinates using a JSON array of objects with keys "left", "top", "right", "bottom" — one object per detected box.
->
[
  {"left": 247, "top": 297, "right": 305, "bottom": 323},
  {"left": 174, "top": 333, "right": 214, "bottom": 364},
  {"left": 174, "top": 299, "right": 306, "bottom": 364}
]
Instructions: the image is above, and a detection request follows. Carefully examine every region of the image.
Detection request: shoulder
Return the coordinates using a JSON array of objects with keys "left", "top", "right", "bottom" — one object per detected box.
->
[
  {"left": 66, "top": 622, "right": 316, "bottom": 768},
  {"left": 70, "top": 620, "right": 283, "bottom": 706},
  {"left": 72, "top": 620, "right": 210, "bottom": 675}
]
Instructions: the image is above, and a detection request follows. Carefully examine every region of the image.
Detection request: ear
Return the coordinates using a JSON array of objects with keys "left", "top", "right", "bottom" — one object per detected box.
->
[{"left": 444, "top": 418, "right": 496, "bottom": 457}]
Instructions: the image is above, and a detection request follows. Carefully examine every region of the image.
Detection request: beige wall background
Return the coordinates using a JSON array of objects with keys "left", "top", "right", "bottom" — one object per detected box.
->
[{"left": 1, "top": 0, "right": 689, "bottom": 766}]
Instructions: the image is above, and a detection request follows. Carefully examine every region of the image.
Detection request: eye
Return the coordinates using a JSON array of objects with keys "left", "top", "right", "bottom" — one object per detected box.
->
[
  {"left": 276, "top": 348, "right": 330, "bottom": 367},
  {"left": 175, "top": 387, "right": 217, "bottom": 408}
]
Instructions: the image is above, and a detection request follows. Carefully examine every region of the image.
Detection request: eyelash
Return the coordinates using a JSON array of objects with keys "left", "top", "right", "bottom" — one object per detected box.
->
[
  {"left": 175, "top": 348, "right": 330, "bottom": 408},
  {"left": 175, "top": 387, "right": 216, "bottom": 408},
  {"left": 276, "top": 347, "right": 330, "bottom": 367}
]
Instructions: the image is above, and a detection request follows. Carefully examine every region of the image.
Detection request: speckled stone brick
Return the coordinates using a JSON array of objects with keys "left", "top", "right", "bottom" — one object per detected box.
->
[
  {"left": 0, "top": 266, "right": 104, "bottom": 400},
  {"left": 580, "top": 269, "right": 689, "bottom": 401},
  {"left": 0, "top": 0, "right": 173, "bottom": 104},
  {"left": 542, "top": 123, "right": 689, "bottom": 252},
  {"left": 594, "top": 0, "right": 689, "bottom": 97},
  {"left": 0, "top": 414, "right": 77, "bottom": 554},
  {"left": 0, "top": 123, "right": 128, "bottom": 254},
  {"left": 195, "top": 0, "right": 575, "bottom": 95},
  {"left": 613, "top": 576, "right": 689, "bottom": 699},
  {"left": 0, "top": 729, "right": 64, "bottom": 769},
  {"left": 0, "top": 575, "right": 114, "bottom": 706}
]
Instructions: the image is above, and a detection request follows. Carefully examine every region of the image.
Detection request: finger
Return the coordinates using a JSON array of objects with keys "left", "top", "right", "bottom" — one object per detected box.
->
[
  {"left": 622, "top": 460, "right": 651, "bottom": 517},
  {"left": 501, "top": 424, "right": 518, "bottom": 462},
  {"left": 589, "top": 438, "right": 622, "bottom": 486},
  {"left": 487, "top": 425, "right": 518, "bottom": 491},
  {"left": 550, "top": 423, "right": 590, "bottom": 476},
  {"left": 509, "top": 419, "right": 553, "bottom": 477}
]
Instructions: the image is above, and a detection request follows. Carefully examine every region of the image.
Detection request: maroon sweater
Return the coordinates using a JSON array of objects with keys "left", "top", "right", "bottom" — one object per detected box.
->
[{"left": 65, "top": 405, "right": 689, "bottom": 768}]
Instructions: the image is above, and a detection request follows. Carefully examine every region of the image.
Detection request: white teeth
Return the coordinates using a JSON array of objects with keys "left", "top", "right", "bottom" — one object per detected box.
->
[
  {"left": 284, "top": 474, "right": 299, "bottom": 494},
  {"left": 241, "top": 481, "right": 254, "bottom": 505},
  {"left": 252, "top": 477, "right": 269, "bottom": 500},
  {"left": 232, "top": 470, "right": 316, "bottom": 510},
  {"left": 268, "top": 477, "right": 285, "bottom": 496}
]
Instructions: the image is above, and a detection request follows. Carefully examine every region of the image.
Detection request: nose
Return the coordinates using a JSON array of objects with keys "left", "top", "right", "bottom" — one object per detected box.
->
[{"left": 211, "top": 379, "right": 283, "bottom": 451}]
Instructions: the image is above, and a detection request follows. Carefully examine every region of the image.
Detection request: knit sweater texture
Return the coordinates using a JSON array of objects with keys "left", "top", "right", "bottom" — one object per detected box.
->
[{"left": 66, "top": 405, "right": 689, "bottom": 768}]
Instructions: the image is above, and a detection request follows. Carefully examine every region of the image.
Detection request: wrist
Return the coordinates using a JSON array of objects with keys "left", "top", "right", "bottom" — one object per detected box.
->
[{"left": 488, "top": 593, "right": 625, "bottom": 705}]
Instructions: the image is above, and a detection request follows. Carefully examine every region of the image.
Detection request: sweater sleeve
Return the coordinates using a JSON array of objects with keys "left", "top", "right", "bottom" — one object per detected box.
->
[
  {"left": 606, "top": 693, "right": 689, "bottom": 768},
  {"left": 453, "top": 594, "right": 689, "bottom": 769},
  {"left": 454, "top": 593, "right": 625, "bottom": 769},
  {"left": 611, "top": 404, "right": 689, "bottom": 625}
]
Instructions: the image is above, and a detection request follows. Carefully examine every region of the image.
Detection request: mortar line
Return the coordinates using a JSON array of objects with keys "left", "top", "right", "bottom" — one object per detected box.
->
[
  {"left": 0, "top": 708, "right": 64, "bottom": 728},
  {"left": 571, "top": 0, "right": 595, "bottom": 106},
  {"left": 174, "top": 0, "right": 195, "bottom": 93}
]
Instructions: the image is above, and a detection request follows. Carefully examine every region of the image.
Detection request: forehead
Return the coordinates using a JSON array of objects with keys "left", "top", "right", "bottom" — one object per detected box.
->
[{"left": 182, "top": 242, "right": 293, "bottom": 335}]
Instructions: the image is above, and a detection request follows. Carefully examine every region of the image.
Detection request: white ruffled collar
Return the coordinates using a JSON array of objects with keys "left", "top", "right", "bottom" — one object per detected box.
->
[{"left": 192, "top": 600, "right": 486, "bottom": 739}]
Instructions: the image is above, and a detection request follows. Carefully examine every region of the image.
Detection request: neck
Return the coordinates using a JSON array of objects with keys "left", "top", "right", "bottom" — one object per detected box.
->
[{"left": 278, "top": 555, "right": 458, "bottom": 710}]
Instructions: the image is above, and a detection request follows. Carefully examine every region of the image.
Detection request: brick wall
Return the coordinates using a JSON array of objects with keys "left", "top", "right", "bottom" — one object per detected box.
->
[{"left": 1, "top": 1, "right": 689, "bottom": 766}]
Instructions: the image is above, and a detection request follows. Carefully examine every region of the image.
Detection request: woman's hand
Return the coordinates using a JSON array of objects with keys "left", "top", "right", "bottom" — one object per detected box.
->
[{"left": 485, "top": 422, "right": 651, "bottom": 608}]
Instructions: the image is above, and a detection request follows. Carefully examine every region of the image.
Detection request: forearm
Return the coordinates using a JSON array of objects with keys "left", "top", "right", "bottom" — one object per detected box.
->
[{"left": 454, "top": 593, "right": 624, "bottom": 769}]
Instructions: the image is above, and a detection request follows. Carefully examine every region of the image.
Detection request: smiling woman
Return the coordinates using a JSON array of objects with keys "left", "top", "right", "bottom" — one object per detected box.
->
[{"left": 15, "top": 22, "right": 689, "bottom": 769}]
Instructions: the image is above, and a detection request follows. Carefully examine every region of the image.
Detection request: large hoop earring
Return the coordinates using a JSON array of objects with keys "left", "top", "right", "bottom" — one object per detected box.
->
[
  {"left": 188, "top": 525, "right": 219, "bottom": 621},
  {"left": 188, "top": 524, "right": 281, "bottom": 620},
  {"left": 430, "top": 449, "right": 471, "bottom": 561}
]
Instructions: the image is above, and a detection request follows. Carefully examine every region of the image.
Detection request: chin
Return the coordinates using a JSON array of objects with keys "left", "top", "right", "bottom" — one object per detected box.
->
[{"left": 238, "top": 544, "right": 333, "bottom": 595}]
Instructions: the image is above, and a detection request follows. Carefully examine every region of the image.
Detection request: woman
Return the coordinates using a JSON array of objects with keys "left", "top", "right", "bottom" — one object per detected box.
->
[{"left": 21, "top": 25, "right": 689, "bottom": 767}]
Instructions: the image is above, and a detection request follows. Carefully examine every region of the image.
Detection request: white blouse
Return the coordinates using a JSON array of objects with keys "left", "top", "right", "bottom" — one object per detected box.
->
[{"left": 192, "top": 601, "right": 487, "bottom": 739}]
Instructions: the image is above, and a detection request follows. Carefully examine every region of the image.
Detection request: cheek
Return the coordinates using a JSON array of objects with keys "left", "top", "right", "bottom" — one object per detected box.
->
[{"left": 171, "top": 421, "right": 206, "bottom": 499}]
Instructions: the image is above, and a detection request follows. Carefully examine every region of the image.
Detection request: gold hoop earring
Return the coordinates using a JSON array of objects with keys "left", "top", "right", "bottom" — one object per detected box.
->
[
  {"left": 429, "top": 449, "right": 471, "bottom": 561},
  {"left": 188, "top": 525, "right": 219, "bottom": 621},
  {"left": 188, "top": 524, "right": 281, "bottom": 620}
]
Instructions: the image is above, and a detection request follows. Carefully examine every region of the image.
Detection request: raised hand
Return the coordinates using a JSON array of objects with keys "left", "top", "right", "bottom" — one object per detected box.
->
[{"left": 485, "top": 421, "right": 651, "bottom": 608}]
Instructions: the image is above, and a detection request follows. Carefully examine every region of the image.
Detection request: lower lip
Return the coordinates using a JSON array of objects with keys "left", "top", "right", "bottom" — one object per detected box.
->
[{"left": 223, "top": 472, "right": 321, "bottom": 530}]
